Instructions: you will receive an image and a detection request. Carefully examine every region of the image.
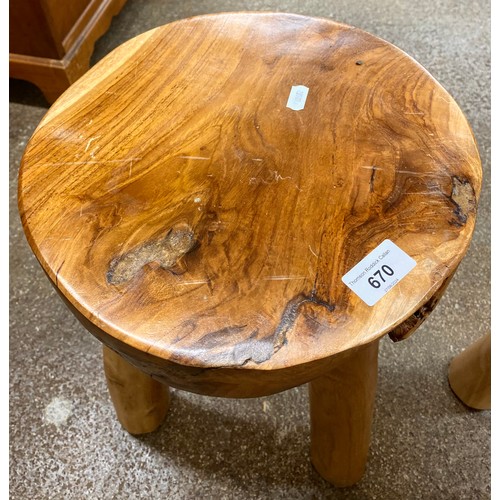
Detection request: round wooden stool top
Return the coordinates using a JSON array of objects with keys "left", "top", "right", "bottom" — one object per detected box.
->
[{"left": 18, "top": 13, "right": 481, "bottom": 397}]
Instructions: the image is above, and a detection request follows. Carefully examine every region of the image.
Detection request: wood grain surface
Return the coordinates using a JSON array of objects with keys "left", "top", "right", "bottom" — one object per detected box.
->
[
  {"left": 103, "top": 345, "right": 170, "bottom": 433},
  {"left": 448, "top": 333, "right": 491, "bottom": 410},
  {"left": 9, "top": 0, "right": 128, "bottom": 103},
  {"left": 310, "top": 340, "right": 379, "bottom": 486},
  {"left": 18, "top": 13, "right": 482, "bottom": 396}
]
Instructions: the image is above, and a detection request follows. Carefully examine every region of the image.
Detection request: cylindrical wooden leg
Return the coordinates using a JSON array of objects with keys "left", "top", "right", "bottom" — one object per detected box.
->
[
  {"left": 448, "top": 333, "right": 491, "bottom": 410},
  {"left": 309, "top": 340, "right": 379, "bottom": 487},
  {"left": 103, "top": 345, "right": 170, "bottom": 434}
]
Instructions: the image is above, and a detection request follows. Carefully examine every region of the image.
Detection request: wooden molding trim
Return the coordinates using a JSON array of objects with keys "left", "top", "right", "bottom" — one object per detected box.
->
[{"left": 9, "top": 0, "right": 127, "bottom": 103}]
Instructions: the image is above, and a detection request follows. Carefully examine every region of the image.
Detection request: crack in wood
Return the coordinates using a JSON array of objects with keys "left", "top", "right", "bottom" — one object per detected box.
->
[{"left": 271, "top": 291, "right": 335, "bottom": 356}]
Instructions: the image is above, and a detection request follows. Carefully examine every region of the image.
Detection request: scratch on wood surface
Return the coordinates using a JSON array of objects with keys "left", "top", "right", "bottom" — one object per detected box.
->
[
  {"left": 263, "top": 276, "right": 307, "bottom": 281},
  {"left": 359, "top": 165, "right": 450, "bottom": 178},
  {"left": 273, "top": 171, "right": 292, "bottom": 181},
  {"left": 395, "top": 170, "right": 450, "bottom": 177},
  {"left": 434, "top": 94, "right": 453, "bottom": 105},
  {"left": 308, "top": 245, "right": 319, "bottom": 258},
  {"left": 404, "top": 191, "right": 443, "bottom": 195},
  {"left": 84, "top": 136, "right": 101, "bottom": 152},
  {"left": 249, "top": 169, "right": 293, "bottom": 185},
  {"left": 178, "top": 156, "right": 211, "bottom": 160},
  {"left": 40, "top": 158, "right": 143, "bottom": 167}
]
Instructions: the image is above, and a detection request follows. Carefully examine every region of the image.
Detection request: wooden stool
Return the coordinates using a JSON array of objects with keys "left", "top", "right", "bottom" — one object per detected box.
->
[{"left": 18, "top": 13, "right": 482, "bottom": 487}]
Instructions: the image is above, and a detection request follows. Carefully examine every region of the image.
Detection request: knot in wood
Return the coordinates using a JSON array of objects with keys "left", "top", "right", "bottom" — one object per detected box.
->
[{"left": 106, "top": 223, "right": 196, "bottom": 285}]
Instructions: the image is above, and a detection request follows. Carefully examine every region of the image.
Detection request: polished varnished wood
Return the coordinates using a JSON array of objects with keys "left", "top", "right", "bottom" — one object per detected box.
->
[
  {"left": 448, "top": 333, "right": 490, "bottom": 410},
  {"left": 310, "top": 340, "right": 379, "bottom": 486},
  {"left": 103, "top": 345, "right": 170, "bottom": 434},
  {"left": 9, "top": 0, "right": 127, "bottom": 103},
  {"left": 388, "top": 271, "right": 455, "bottom": 342},
  {"left": 18, "top": 13, "right": 481, "bottom": 394},
  {"left": 18, "top": 12, "right": 483, "bottom": 486}
]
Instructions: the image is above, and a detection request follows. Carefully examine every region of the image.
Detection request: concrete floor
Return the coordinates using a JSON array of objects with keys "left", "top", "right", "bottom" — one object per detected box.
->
[{"left": 9, "top": 0, "right": 490, "bottom": 498}]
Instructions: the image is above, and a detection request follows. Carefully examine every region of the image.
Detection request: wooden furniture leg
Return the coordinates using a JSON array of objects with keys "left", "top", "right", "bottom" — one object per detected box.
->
[
  {"left": 103, "top": 345, "right": 170, "bottom": 434},
  {"left": 309, "top": 340, "right": 379, "bottom": 487},
  {"left": 448, "top": 333, "right": 491, "bottom": 410}
]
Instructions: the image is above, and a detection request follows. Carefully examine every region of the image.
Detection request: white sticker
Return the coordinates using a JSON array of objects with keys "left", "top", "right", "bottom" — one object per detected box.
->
[
  {"left": 286, "top": 85, "right": 309, "bottom": 110},
  {"left": 341, "top": 239, "right": 416, "bottom": 306}
]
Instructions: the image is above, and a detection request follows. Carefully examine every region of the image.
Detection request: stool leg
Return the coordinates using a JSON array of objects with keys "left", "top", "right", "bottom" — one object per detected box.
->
[
  {"left": 309, "top": 340, "right": 379, "bottom": 487},
  {"left": 448, "top": 333, "right": 491, "bottom": 410},
  {"left": 102, "top": 345, "right": 170, "bottom": 434}
]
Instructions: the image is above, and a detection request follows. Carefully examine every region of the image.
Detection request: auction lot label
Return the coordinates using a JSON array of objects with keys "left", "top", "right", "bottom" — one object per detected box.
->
[{"left": 342, "top": 240, "right": 416, "bottom": 306}]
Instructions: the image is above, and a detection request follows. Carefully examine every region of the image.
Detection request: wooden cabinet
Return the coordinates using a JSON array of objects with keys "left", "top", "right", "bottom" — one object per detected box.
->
[{"left": 9, "top": 0, "right": 127, "bottom": 103}]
